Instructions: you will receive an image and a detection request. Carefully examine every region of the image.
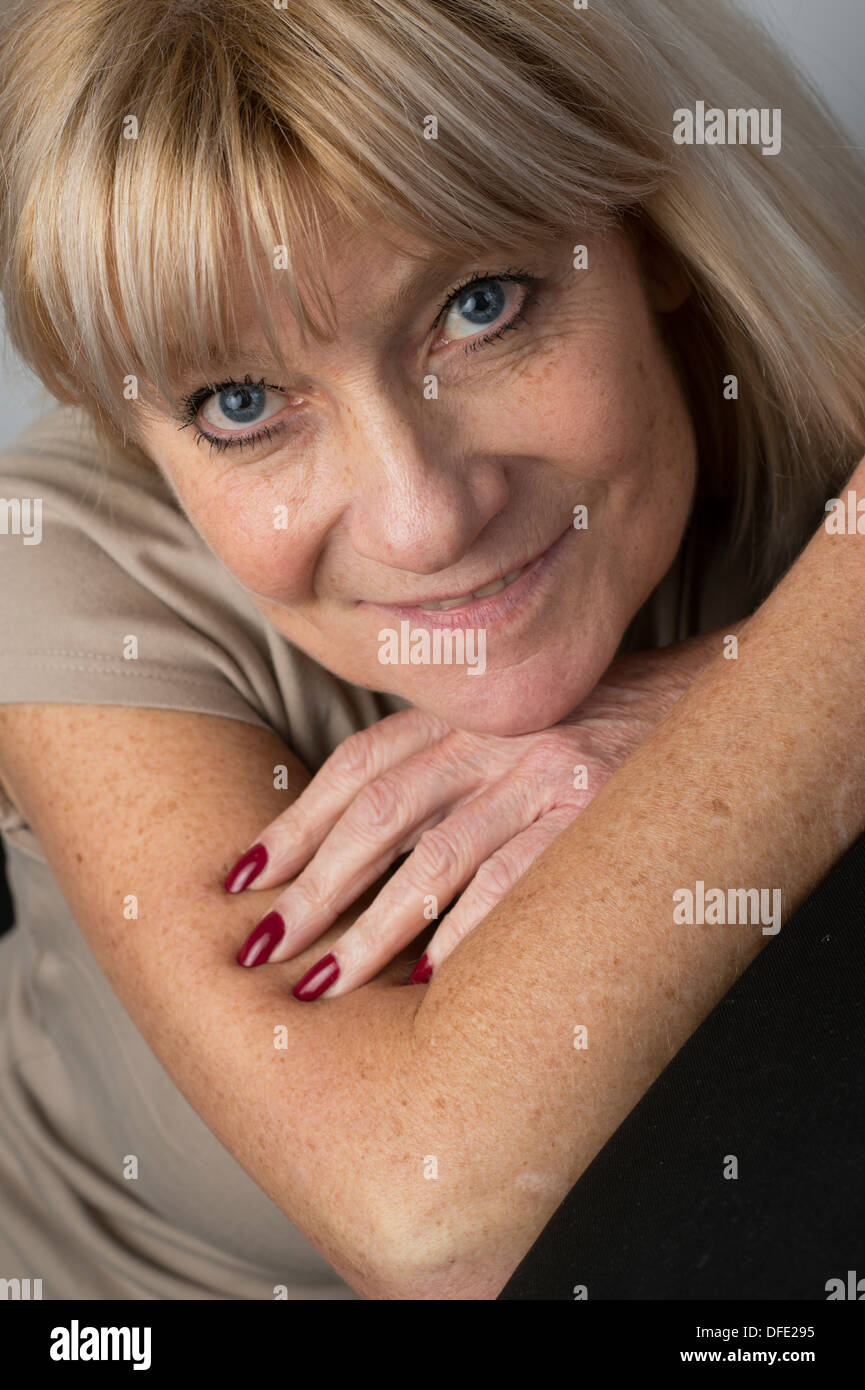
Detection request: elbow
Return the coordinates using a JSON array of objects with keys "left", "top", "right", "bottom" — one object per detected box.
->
[
  {"left": 358, "top": 1245, "right": 514, "bottom": 1301},
  {"left": 351, "top": 1189, "right": 524, "bottom": 1300}
]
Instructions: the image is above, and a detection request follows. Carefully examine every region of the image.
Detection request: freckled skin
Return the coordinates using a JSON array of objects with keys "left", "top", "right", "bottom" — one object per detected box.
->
[{"left": 137, "top": 222, "right": 696, "bottom": 736}]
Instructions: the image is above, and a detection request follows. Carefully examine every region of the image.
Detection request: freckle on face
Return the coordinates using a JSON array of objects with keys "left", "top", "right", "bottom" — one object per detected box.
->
[{"left": 141, "top": 224, "right": 697, "bottom": 734}]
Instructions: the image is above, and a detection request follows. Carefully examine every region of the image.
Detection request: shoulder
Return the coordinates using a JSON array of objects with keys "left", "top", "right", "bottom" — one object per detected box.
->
[
  {"left": 0, "top": 405, "right": 162, "bottom": 505},
  {"left": 0, "top": 404, "right": 220, "bottom": 579},
  {"left": 0, "top": 405, "right": 284, "bottom": 770}
]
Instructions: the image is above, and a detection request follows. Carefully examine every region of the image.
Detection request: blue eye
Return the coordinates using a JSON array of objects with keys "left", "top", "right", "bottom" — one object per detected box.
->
[
  {"left": 217, "top": 383, "right": 267, "bottom": 423},
  {"left": 201, "top": 381, "right": 285, "bottom": 432},
  {"left": 177, "top": 269, "right": 539, "bottom": 453},
  {"left": 454, "top": 280, "right": 506, "bottom": 326},
  {"left": 175, "top": 376, "right": 292, "bottom": 453},
  {"left": 436, "top": 271, "right": 537, "bottom": 346}
]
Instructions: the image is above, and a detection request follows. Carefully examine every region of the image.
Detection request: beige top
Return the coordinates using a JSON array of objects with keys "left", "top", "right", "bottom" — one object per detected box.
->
[{"left": 0, "top": 406, "right": 754, "bottom": 1300}]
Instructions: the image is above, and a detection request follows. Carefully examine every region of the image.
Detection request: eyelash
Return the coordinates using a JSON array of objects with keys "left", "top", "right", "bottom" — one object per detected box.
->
[
  {"left": 177, "top": 267, "right": 540, "bottom": 453},
  {"left": 177, "top": 376, "right": 286, "bottom": 455}
]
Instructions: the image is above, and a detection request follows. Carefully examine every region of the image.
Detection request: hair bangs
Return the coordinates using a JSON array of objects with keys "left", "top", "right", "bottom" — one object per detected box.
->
[
  {"left": 2, "top": 0, "right": 670, "bottom": 436},
  {"left": 1, "top": 0, "right": 863, "bottom": 589}
]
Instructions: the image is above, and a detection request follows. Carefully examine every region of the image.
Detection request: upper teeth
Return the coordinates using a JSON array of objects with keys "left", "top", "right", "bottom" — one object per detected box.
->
[{"left": 416, "top": 565, "right": 527, "bottom": 611}]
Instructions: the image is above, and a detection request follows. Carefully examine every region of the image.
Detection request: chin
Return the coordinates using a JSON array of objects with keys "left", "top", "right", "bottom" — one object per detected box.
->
[{"left": 397, "top": 662, "right": 601, "bottom": 737}]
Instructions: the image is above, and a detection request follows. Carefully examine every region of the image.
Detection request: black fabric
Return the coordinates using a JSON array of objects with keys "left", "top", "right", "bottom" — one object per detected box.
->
[
  {"left": 0, "top": 839, "right": 12, "bottom": 938},
  {"left": 498, "top": 829, "right": 865, "bottom": 1300}
]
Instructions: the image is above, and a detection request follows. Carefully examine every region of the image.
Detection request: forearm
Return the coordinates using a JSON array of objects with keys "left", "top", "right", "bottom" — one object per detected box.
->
[
  {"left": 405, "top": 455, "right": 865, "bottom": 1294},
  {"left": 22, "top": 460, "right": 858, "bottom": 1304}
]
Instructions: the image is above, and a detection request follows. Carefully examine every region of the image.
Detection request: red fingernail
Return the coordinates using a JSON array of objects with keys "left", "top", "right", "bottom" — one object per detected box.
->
[
  {"left": 225, "top": 843, "right": 268, "bottom": 893},
  {"left": 237, "top": 911, "right": 284, "bottom": 967},
  {"left": 292, "top": 953, "right": 339, "bottom": 1001},
  {"left": 410, "top": 953, "right": 433, "bottom": 984}
]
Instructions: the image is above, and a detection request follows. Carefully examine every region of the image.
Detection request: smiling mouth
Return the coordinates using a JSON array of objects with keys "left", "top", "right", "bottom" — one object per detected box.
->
[
  {"left": 367, "top": 530, "right": 567, "bottom": 613},
  {"left": 412, "top": 563, "right": 529, "bottom": 611}
]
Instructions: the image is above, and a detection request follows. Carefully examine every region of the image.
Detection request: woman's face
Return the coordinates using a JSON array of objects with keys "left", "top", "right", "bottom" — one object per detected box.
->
[{"left": 137, "top": 219, "right": 697, "bottom": 735}]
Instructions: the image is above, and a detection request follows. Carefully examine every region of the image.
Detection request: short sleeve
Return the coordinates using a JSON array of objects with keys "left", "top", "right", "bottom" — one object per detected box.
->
[{"left": 0, "top": 406, "right": 290, "bottom": 741}]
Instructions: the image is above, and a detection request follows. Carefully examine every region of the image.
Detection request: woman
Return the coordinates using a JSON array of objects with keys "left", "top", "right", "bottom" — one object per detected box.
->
[{"left": 0, "top": 0, "right": 862, "bottom": 1300}]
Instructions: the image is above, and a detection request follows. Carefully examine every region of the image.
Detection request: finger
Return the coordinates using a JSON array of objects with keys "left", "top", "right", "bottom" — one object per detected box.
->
[
  {"left": 413, "top": 808, "right": 577, "bottom": 982},
  {"left": 237, "top": 740, "right": 491, "bottom": 965},
  {"left": 288, "top": 781, "right": 545, "bottom": 997},
  {"left": 224, "top": 706, "right": 447, "bottom": 892}
]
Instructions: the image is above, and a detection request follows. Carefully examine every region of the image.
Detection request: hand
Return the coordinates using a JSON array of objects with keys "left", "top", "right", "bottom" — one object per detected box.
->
[{"left": 227, "top": 629, "right": 733, "bottom": 997}]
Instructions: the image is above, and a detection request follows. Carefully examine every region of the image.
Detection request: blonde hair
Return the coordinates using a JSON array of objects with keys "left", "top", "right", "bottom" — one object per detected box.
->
[{"left": 1, "top": 0, "right": 863, "bottom": 589}]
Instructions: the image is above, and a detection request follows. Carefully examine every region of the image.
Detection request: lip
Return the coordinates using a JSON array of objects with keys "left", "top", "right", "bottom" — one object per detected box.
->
[{"left": 358, "top": 524, "right": 573, "bottom": 632}]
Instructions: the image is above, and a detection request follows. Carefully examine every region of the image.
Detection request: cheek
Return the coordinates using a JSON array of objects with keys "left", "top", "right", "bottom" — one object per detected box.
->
[
  {"left": 499, "top": 326, "right": 690, "bottom": 487},
  {"left": 482, "top": 318, "right": 696, "bottom": 558},
  {"left": 566, "top": 340, "right": 696, "bottom": 599},
  {"left": 171, "top": 466, "right": 322, "bottom": 600}
]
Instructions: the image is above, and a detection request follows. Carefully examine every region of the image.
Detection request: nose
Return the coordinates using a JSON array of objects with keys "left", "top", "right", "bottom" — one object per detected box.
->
[{"left": 338, "top": 386, "right": 510, "bottom": 575}]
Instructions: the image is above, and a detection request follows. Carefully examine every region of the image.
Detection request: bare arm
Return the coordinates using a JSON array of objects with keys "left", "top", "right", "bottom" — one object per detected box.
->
[
  {"left": 1, "top": 458, "right": 863, "bottom": 1299},
  {"left": 0, "top": 708, "right": 426, "bottom": 1295},
  {"left": 409, "top": 460, "right": 865, "bottom": 1294}
]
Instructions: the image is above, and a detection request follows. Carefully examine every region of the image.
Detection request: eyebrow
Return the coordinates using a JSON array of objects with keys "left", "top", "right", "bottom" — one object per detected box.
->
[
  {"left": 168, "top": 251, "right": 498, "bottom": 397},
  {"left": 378, "top": 252, "right": 476, "bottom": 320}
]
